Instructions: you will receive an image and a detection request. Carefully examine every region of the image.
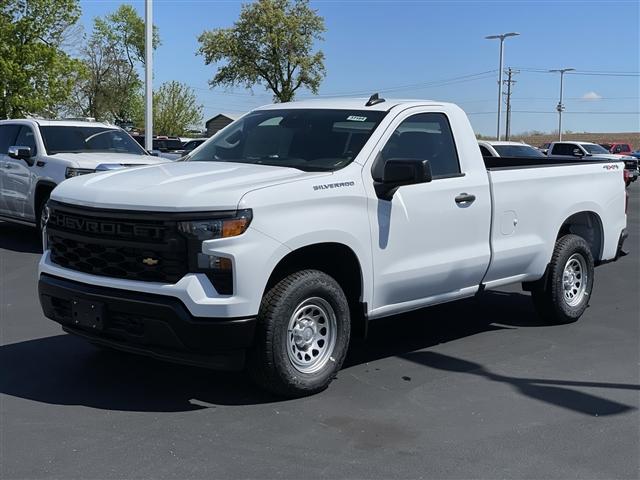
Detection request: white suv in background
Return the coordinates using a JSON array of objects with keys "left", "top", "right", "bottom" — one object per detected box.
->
[
  {"left": 478, "top": 140, "right": 545, "bottom": 158},
  {"left": 0, "top": 119, "right": 168, "bottom": 229}
]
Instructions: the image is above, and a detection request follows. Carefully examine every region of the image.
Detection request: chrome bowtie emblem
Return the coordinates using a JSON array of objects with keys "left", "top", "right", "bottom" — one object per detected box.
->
[{"left": 142, "top": 257, "right": 159, "bottom": 266}]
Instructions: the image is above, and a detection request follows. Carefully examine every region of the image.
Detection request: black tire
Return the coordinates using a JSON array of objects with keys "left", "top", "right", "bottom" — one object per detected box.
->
[
  {"left": 247, "top": 269, "right": 351, "bottom": 397},
  {"left": 35, "top": 195, "right": 50, "bottom": 236},
  {"left": 531, "top": 234, "right": 595, "bottom": 324}
]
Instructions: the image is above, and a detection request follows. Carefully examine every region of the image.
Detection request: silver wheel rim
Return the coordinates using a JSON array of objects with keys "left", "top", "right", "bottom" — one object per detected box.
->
[
  {"left": 286, "top": 297, "right": 337, "bottom": 374},
  {"left": 563, "top": 253, "right": 588, "bottom": 307}
]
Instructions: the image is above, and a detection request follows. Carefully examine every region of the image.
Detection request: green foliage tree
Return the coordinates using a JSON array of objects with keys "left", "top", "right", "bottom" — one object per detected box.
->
[
  {"left": 153, "top": 81, "right": 203, "bottom": 136},
  {"left": 0, "top": 0, "right": 83, "bottom": 118},
  {"left": 66, "top": 4, "right": 159, "bottom": 123},
  {"left": 197, "top": 0, "right": 325, "bottom": 103}
]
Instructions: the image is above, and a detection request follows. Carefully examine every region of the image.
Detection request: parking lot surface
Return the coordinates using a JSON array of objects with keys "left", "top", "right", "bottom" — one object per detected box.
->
[{"left": 1, "top": 185, "right": 638, "bottom": 479}]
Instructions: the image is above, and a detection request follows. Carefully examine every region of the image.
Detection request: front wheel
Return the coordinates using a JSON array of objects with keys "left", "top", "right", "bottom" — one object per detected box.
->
[
  {"left": 531, "top": 234, "right": 595, "bottom": 324},
  {"left": 247, "top": 270, "right": 351, "bottom": 397}
]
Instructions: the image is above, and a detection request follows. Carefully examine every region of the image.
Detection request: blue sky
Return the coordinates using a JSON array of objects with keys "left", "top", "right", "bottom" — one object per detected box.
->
[{"left": 78, "top": 0, "right": 639, "bottom": 136}]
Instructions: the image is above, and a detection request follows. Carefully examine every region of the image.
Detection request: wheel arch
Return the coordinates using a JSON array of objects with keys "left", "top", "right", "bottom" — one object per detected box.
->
[
  {"left": 263, "top": 242, "right": 368, "bottom": 338},
  {"left": 33, "top": 180, "right": 57, "bottom": 219},
  {"left": 556, "top": 210, "right": 604, "bottom": 262}
]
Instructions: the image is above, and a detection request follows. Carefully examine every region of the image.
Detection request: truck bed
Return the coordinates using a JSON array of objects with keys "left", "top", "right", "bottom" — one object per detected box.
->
[
  {"left": 483, "top": 156, "right": 619, "bottom": 170},
  {"left": 480, "top": 156, "right": 627, "bottom": 289}
]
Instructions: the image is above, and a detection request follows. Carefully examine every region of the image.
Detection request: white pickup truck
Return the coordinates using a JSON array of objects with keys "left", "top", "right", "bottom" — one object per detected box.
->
[
  {"left": 38, "top": 97, "right": 629, "bottom": 397},
  {"left": 547, "top": 140, "right": 639, "bottom": 186},
  {"left": 0, "top": 119, "right": 167, "bottom": 229}
]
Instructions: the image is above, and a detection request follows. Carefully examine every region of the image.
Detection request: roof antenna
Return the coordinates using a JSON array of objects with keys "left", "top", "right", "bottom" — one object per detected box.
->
[{"left": 365, "top": 93, "right": 385, "bottom": 107}]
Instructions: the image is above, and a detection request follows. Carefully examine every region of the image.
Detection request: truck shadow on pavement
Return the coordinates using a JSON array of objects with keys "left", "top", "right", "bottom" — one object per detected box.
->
[
  {"left": 0, "top": 291, "right": 638, "bottom": 414},
  {"left": 0, "top": 222, "right": 41, "bottom": 254}
]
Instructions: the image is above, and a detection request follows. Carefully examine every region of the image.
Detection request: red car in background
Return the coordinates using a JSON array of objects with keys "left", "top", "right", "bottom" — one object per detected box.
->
[{"left": 599, "top": 142, "right": 634, "bottom": 155}]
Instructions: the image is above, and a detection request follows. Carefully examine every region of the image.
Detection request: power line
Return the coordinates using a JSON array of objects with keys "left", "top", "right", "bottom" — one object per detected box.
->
[
  {"left": 468, "top": 110, "right": 640, "bottom": 115},
  {"left": 305, "top": 70, "right": 498, "bottom": 98},
  {"left": 512, "top": 67, "right": 640, "bottom": 77}
]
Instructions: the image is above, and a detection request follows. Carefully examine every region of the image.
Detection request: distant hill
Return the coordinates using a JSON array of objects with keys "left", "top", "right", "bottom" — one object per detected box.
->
[{"left": 510, "top": 132, "right": 640, "bottom": 149}]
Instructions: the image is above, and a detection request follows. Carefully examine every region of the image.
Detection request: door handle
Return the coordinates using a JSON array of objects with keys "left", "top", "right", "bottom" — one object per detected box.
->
[{"left": 455, "top": 193, "right": 476, "bottom": 205}]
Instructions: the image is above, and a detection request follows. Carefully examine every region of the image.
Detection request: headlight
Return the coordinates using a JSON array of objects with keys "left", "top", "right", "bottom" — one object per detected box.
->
[
  {"left": 178, "top": 210, "right": 252, "bottom": 295},
  {"left": 178, "top": 209, "right": 252, "bottom": 240},
  {"left": 65, "top": 167, "right": 95, "bottom": 178}
]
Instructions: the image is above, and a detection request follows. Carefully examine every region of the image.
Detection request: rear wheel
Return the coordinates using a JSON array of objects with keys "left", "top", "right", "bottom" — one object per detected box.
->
[
  {"left": 248, "top": 269, "right": 351, "bottom": 397},
  {"left": 531, "top": 234, "right": 595, "bottom": 324}
]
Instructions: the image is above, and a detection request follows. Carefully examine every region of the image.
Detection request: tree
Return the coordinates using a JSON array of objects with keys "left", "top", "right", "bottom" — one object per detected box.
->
[
  {"left": 153, "top": 81, "right": 203, "bottom": 136},
  {"left": 65, "top": 4, "right": 159, "bottom": 123},
  {"left": 197, "top": 0, "right": 325, "bottom": 103},
  {"left": 0, "top": 0, "right": 83, "bottom": 118}
]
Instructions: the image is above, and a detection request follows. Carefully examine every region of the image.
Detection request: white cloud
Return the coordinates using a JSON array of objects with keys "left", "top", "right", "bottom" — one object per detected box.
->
[{"left": 582, "top": 91, "right": 602, "bottom": 100}]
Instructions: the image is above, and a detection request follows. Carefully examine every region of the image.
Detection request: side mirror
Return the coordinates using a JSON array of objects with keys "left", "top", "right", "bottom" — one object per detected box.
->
[
  {"left": 8, "top": 146, "right": 34, "bottom": 165},
  {"left": 148, "top": 149, "right": 160, "bottom": 157},
  {"left": 572, "top": 148, "right": 585, "bottom": 158},
  {"left": 374, "top": 158, "right": 432, "bottom": 200}
]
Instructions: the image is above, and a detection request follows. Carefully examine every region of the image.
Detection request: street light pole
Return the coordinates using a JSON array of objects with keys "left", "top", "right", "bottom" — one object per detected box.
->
[
  {"left": 485, "top": 32, "right": 520, "bottom": 141},
  {"left": 144, "top": 0, "right": 153, "bottom": 151},
  {"left": 549, "top": 68, "right": 575, "bottom": 141}
]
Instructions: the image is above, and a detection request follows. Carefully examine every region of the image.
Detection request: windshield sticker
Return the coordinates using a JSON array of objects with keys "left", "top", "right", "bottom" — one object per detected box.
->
[{"left": 346, "top": 116, "right": 367, "bottom": 122}]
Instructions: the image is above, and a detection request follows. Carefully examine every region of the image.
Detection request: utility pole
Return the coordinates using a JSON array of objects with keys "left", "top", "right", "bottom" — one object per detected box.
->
[
  {"left": 549, "top": 68, "right": 575, "bottom": 141},
  {"left": 144, "top": 0, "right": 153, "bottom": 151},
  {"left": 503, "top": 67, "right": 518, "bottom": 140},
  {"left": 485, "top": 32, "right": 520, "bottom": 140}
]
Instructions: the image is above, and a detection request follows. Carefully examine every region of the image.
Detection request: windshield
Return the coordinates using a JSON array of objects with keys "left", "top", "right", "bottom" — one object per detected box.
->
[
  {"left": 582, "top": 144, "right": 609, "bottom": 154},
  {"left": 40, "top": 126, "right": 146, "bottom": 156},
  {"left": 493, "top": 145, "right": 545, "bottom": 158},
  {"left": 187, "top": 109, "right": 387, "bottom": 171}
]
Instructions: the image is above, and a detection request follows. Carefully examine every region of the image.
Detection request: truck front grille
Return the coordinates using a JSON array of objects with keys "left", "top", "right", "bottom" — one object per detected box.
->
[{"left": 47, "top": 202, "right": 189, "bottom": 284}]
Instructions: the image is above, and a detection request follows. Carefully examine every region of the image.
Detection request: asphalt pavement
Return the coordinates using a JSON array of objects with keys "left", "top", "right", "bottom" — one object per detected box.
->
[{"left": 1, "top": 185, "right": 638, "bottom": 479}]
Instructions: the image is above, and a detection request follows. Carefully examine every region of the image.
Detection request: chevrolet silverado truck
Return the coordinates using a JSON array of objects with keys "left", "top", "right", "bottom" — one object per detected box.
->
[
  {"left": 38, "top": 97, "right": 629, "bottom": 397},
  {"left": 547, "top": 140, "right": 639, "bottom": 186},
  {"left": 0, "top": 119, "right": 168, "bottom": 230}
]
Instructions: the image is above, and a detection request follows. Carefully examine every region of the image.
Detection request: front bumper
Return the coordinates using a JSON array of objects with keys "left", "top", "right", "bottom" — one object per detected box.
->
[{"left": 39, "top": 274, "right": 256, "bottom": 370}]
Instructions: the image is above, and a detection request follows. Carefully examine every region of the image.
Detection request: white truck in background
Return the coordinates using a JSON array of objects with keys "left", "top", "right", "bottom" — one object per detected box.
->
[
  {"left": 547, "top": 140, "right": 639, "bottom": 186},
  {"left": 0, "top": 119, "right": 168, "bottom": 229},
  {"left": 38, "top": 97, "right": 629, "bottom": 397}
]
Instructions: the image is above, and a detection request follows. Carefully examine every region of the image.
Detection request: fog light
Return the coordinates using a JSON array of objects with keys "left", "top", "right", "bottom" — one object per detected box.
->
[
  {"left": 197, "top": 253, "right": 232, "bottom": 270},
  {"left": 197, "top": 254, "right": 233, "bottom": 295}
]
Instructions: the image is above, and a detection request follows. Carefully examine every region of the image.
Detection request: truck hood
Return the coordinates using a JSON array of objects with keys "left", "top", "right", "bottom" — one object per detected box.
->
[
  {"left": 48, "top": 152, "right": 169, "bottom": 168},
  {"left": 51, "top": 161, "right": 328, "bottom": 211}
]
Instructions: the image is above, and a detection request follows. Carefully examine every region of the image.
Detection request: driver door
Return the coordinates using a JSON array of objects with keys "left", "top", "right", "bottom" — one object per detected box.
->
[
  {"left": 365, "top": 109, "right": 492, "bottom": 317},
  {"left": 3, "top": 125, "right": 38, "bottom": 220},
  {"left": 0, "top": 124, "right": 21, "bottom": 216}
]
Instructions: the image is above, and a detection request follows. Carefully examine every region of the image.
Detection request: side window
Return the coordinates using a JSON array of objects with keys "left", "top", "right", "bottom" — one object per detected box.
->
[
  {"left": 0, "top": 124, "right": 21, "bottom": 154},
  {"left": 479, "top": 145, "right": 492, "bottom": 157},
  {"left": 551, "top": 143, "right": 573, "bottom": 155},
  {"left": 14, "top": 126, "right": 37, "bottom": 155},
  {"left": 380, "top": 113, "right": 461, "bottom": 178}
]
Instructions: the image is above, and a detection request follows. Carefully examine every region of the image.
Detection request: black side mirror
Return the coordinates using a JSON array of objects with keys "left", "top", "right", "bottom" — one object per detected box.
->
[
  {"left": 147, "top": 149, "right": 160, "bottom": 157},
  {"left": 8, "top": 146, "right": 34, "bottom": 165},
  {"left": 572, "top": 148, "right": 585, "bottom": 158},
  {"left": 374, "top": 158, "right": 432, "bottom": 200}
]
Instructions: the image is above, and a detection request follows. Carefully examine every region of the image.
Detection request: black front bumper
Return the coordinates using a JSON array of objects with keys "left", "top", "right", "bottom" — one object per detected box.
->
[{"left": 38, "top": 274, "right": 256, "bottom": 370}]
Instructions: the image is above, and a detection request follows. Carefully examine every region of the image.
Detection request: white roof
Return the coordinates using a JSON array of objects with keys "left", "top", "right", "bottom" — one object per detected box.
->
[
  {"left": 552, "top": 140, "right": 600, "bottom": 146},
  {"left": 255, "top": 97, "right": 445, "bottom": 112},
  {"left": 479, "top": 140, "right": 528, "bottom": 146},
  {"left": 0, "top": 118, "right": 118, "bottom": 129}
]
